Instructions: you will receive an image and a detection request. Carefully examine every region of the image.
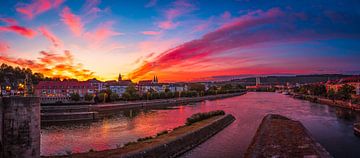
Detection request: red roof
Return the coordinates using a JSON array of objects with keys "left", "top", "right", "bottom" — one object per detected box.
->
[{"left": 35, "top": 81, "right": 93, "bottom": 89}]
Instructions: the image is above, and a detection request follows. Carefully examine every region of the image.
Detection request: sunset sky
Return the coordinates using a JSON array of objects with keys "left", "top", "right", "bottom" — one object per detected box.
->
[{"left": 0, "top": 0, "right": 359, "bottom": 82}]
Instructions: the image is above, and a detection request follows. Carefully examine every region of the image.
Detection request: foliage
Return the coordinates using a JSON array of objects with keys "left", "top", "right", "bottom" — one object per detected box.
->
[
  {"left": 84, "top": 93, "right": 94, "bottom": 101},
  {"left": 185, "top": 110, "right": 225, "bottom": 125},
  {"left": 156, "top": 130, "right": 168, "bottom": 137},
  {"left": 109, "top": 93, "right": 120, "bottom": 101},
  {"left": 98, "top": 92, "right": 108, "bottom": 102},
  {"left": 70, "top": 93, "right": 80, "bottom": 101},
  {"left": 137, "top": 136, "right": 153, "bottom": 142},
  {"left": 188, "top": 83, "right": 205, "bottom": 92},
  {"left": 337, "top": 84, "right": 355, "bottom": 101}
]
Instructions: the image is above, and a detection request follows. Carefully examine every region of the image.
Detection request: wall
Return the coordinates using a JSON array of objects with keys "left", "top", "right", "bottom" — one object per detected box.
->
[
  {"left": 0, "top": 96, "right": 40, "bottom": 158},
  {"left": 121, "top": 114, "right": 236, "bottom": 158}
]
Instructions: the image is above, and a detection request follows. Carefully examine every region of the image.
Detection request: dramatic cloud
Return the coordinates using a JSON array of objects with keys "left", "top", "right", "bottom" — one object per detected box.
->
[
  {"left": 16, "top": 0, "right": 64, "bottom": 19},
  {"left": 128, "top": 7, "right": 360, "bottom": 81},
  {"left": 0, "top": 50, "right": 96, "bottom": 80},
  {"left": 61, "top": 7, "right": 84, "bottom": 36},
  {"left": 0, "top": 25, "right": 37, "bottom": 38},
  {"left": 38, "top": 26, "right": 63, "bottom": 48},
  {"left": 141, "top": 31, "right": 162, "bottom": 35}
]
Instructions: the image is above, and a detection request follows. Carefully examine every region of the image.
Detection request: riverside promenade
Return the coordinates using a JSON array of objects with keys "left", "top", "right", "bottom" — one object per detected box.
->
[{"left": 41, "top": 92, "right": 246, "bottom": 124}]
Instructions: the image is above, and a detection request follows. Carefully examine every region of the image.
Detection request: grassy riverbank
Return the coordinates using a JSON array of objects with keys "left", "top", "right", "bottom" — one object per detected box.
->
[{"left": 44, "top": 111, "right": 235, "bottom": 158}]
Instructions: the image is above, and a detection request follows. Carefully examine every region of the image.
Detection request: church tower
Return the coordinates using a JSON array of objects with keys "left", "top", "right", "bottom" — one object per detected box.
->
[{"left": 118, "top": 73, "right": 122, "bottom": 81}]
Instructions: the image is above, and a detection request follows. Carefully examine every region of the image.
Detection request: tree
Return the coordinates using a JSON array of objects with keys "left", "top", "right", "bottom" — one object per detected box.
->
[
  {"left": 98, "top": 92, "right": 108, "bottom": 102},
  {"left": 84, "top": 93, "right": 94, "bottom": 101},
  {"left": 109, "top": 93, "right": 120, "bottom": 101},
  {"left": 327, "top": 89, "right": 336, "bottom": 100},
  {"left": 70, "top": 93, "right": 80, "bottom": 101},
  {"left": 337, "top": 84, "right": 355, "bottom": 101},
  {"left": 124, "top": 84, "right": 139, "bottom": 100},
  {"left": 188, "top": 83, "right": 205, "bottom": 92}
]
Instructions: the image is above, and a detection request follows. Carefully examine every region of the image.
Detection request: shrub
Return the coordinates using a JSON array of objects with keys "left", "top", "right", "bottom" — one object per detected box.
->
[
  {"left": 70, "top": 93, "right": 80, "bottom": 101},
  {"left": 156, "top": 130, "right": 168, "bottom": 137},
  {"left": 185, "top": 110, "right": 225, "bottom": 125},
  {"left": 137, "top": 136, "right": 153, "bottom": 142},
  {"left": 84, "top": 93, "right": 94, "bottom": 101},
  {"left": 109, "top": 93, "right": 120, "bottom": 101}
]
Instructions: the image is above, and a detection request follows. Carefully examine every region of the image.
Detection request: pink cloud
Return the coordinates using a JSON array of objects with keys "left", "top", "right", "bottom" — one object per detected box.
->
[
  {"left": 16, "top": 0, "right": 64, "bottom": 19},
  {"left": 221, "top": 11, "right": 232, "bottom": 19},
  {"left": 141, "top": 31, "right": 161, "bottom": 35},
  {"left": 38, "top": 26, "right": 63, "bottom": 48},
  {"left": 0, "top": 18, "right": 18, "bottom": 25},
  {"left": 61, "top": 7, "right": 84, "bottom": 36},
  {"left": 84, "top": 21, "right": 122, "bottom": 43},
  {"left": 0, "top": 25, "right": 37, "bottom": 38},
  {"left": 0, "top": 41, "right": 10, "bottom": 53},
  {"left": 158, "top": 20, "right": 179, "bottom": 30},
  {"left": 157, "top": 0, "right": 196, "bottom": 30}
]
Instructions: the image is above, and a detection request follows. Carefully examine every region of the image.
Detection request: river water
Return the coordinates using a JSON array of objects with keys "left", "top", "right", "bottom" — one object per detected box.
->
[{"left": 41, "top": 92, "right": 360, "bottom": 157}]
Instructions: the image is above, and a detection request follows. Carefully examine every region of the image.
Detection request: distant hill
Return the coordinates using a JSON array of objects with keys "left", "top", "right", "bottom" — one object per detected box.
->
[{"left": 231, "top": 74, "right": 352, "bottom": 85}]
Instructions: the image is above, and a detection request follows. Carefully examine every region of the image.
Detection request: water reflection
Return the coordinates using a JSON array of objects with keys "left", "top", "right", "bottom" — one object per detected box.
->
[{"left": 41, "top": 93, "right": 360, "bottom": 157}]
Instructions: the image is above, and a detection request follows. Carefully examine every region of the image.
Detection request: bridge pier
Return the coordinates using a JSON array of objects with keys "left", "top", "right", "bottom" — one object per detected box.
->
[{"left": 0, "top": 96, "right": 40, "bottom": 158}]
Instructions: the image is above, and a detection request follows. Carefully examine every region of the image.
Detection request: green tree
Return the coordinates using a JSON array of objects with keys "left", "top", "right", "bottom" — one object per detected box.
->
[
  {"left": 70, "top": 93, "right": 80, "bottom": 101},
  {"left": 98, "top": 92, "right": 108, "bottom": 102},
  {"left": 84, "top": 93, "right": 94, "bottom": 101},
  {"left": 327, "top": 89, "right": 336, "bottom": 100},
  {"left": 109, "top": 93, "right": 120, "bottom": 101},
  {"left": 337, "top": 84, "right": 355, "bottom": 101}
]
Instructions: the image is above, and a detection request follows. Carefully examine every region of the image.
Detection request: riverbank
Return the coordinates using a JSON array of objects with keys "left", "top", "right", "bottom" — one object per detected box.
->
[
  {"left": 245, "top": 114, "right": 332, "bottom": 158},
  {"left": 291, "top": 93, "right": 360, "bottom": 111},
  {"left": 43, "top": 113, "right": 235, "bottom": 158},
  {"left": 41, "top": 92, "right": 245, "bottom": 123}
]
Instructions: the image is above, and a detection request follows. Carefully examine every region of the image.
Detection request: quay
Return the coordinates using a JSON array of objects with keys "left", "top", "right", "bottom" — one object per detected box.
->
[{"left": 245, "top": 114, "right": 332, "bottom": 158}]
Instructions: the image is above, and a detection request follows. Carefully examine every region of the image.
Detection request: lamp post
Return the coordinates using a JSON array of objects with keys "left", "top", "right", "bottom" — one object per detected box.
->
[{"left": 5, "top": 85, "right": 11, "bottom": 96}]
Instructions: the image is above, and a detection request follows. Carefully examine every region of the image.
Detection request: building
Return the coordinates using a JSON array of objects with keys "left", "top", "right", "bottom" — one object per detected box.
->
[
  {"left": 35, "top": 81, "right": 95, "bottom": 103},
  {"left": 108, "top": 74, "right": 133, "bottom": 96},
  {"left": 137, "top": 75, "right": 165, "bottom": 93},
  {"left": 326, "top": 76, "right": 360, "bottom": 96},
  {"left": 168, "top": 83, "right": 188, "bottom": 92}
]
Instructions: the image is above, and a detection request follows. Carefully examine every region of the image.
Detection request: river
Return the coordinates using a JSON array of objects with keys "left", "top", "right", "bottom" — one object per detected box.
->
[{"left": 41, "top": 92, "right": 360, "bottom": 157}]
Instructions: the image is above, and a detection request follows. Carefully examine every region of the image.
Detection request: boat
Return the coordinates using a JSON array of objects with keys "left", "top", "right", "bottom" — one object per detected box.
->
[
  {"left": 282, "top": 91, "right": 290, "bottom": 95},
  {"left": 354, "top": 123, "right": 360, "bottom": 136}
]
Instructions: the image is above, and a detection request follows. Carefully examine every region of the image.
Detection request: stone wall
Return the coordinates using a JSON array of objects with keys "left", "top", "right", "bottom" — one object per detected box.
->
[
  {"left": 0, "top": 96, "right": 40, "bottom": 158},
  {"left": 245, "top": 114, "right": 332, "bottom": 158},
  {"left": 121, "top": 114, "right": 236, "bottom": 158}
]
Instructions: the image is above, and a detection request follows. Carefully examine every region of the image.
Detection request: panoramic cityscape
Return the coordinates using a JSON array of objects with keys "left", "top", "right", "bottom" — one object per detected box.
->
[{"left": 0, "top": 0, "right": 360, "bottom": 158}]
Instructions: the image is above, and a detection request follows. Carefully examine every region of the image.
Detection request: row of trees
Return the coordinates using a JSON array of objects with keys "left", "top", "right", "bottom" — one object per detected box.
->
[{"left": 294, "top": 84, "right": 356, "bottom": 101}]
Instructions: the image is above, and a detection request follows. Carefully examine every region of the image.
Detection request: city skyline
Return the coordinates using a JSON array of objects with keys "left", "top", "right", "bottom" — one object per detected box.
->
[{"left": 0, "top": 0, "right": 359, "bottom": 82}]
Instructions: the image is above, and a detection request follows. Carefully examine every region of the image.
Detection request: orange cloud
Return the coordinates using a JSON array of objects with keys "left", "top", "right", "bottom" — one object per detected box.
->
[
  {"left": 0, "top": 50, "right": 96, "bottom": 80},
  {"left": 16, "top": 0, "right": 64, "bottom": 19},
  {"left": 38, "top": 26, "right": 63, "bottom": 48},
  {"left": 0, "top": 25, "right": 37, "bottom": 38},
  {"left": 61, "top": 7, "right": 84, "bottom": 36}
]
